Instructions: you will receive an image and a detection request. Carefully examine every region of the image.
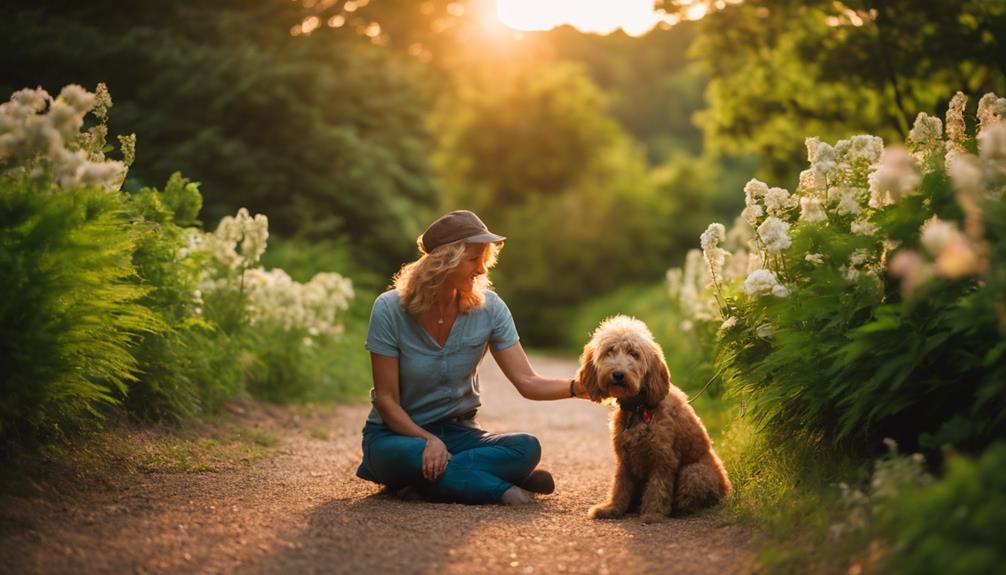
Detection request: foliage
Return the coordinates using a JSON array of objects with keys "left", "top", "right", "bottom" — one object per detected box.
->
[
  {"left": 0, "top": 84, "right": 161, "bottom": 445},
  {"left": 659, "top": 0, "right": 1006, "bottom": 182},
  {"left": 436, "top": 62, "right": 676, "bottom": 343},
  {"left": 0, "top": 178, "right": 161, "bottom": 445},
  {"left": 685, "top": 91, "right": 1006, "bottom": 454},
  {"left": 121, "top": 173, "right": 249, "bottom": 420},
  {"left": 1, "top": 0, "right": 441, "bottom": 273},
  {"left": 875, "top": 442, "right": 1006, "bottom": 575},
  {"left": 1, "top": 83, "right": 363, "bottom": 450}
]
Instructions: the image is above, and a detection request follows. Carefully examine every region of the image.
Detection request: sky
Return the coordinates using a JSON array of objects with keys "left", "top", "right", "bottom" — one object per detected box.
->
[{"left": 494, "top": 0, "right": 708, "bottom": 37}]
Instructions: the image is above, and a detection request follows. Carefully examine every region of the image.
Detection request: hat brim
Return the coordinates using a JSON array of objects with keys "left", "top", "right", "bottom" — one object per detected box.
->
[{"left": 461, "top": 232, "right": 506, "bottom": 244}]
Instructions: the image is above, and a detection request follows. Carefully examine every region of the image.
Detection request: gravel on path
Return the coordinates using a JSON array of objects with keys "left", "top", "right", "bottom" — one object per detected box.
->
[{"left": 1, "top": 355, "right": 754, "bottom": 574}]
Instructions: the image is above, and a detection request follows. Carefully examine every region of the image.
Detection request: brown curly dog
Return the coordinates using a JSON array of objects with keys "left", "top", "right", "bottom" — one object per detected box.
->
[{"left": 576, "top": 315, "right": 730, "bottom": 523}]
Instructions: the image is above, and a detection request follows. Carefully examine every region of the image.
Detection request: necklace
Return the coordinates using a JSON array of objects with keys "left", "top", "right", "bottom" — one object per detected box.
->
[{"left": 435, "top": 297, "right": 455, "bottom": 325}]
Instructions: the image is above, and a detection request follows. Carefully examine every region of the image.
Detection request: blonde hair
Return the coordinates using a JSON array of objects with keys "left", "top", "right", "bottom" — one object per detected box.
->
[{"left": 393, "top": 239, "right": 502, "bottom": 316}]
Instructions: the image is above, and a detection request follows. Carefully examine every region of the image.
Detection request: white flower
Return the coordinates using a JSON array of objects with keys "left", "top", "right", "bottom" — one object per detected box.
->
[
  {"left": 742, "top": 203, "right": 764, "bottom": 225},
  {"left": 743, "top": 268, "right": 781, "bottom": 296},
  {"left": 945, "top": 91, "right": 967, "bottom": 145},
  {"left": 202, "top": 208, "right": 271, "bottom": 270},
  {"left": 744, "top": 178, "right": 769, "bottom": 201},
  {"left": 834, "top": 187, "right": 863, "bottom": 216},
  {"left": 0, "top": 84, "right": 126, "bottom": 191},
  {"left": 666, "top": 268, "right": 682, "bottom": 299},
  {"left": 977, "top": 92, "right": 1006, "bottom": 135},
  {"left": 868, "top": 146, "right": 921, "bottom": 208},
  {"left": 841, "top": 266, "right": 860, "bottom": 282},
  {"left": 797, "top": 168, "right": 825, "bottom": 196},
  {"left": 907, "top": 113, "right": 944, "bottom": 165},
  {"left": 848, "top": 249, "right": 872, "bottom": 267},
  {"left": 10, "top": 87, "right": 50, "bottom": 113},
  {"left": 848, "top": 135, "right": 884, "bottom": 165},
  {"left": 771, "top": 284, "right": 790, "bottom": 297},
  {"left": 799, "top": 196, "right": 828, "bottom": 223},
  {"left": 719, "top": 316, "right": 738, "bottom": 331},
  {"left": 764, "top": 187, "right": 795, "bottom": 216},
  {"left": 240, "top": 268, "right": 354, "bottom": 336},
  {"left": 888, "top": 250, "right": 931, "bottom": 298},
  {"left": 57, "top": 84, "right": 97, "bottom": 115},
  {"left": 805, "top": 253, "right": 825, "bottom": 265},
  {"left": 979, "top": 123, "right": 1006, "bottom": 180},
  {"left": 757, "top": 217, "right": 791, "bottom": 253},
  {"left": 78, "top": 159, "right": 126, "bottom": 187},
  {"left": 44, "top": 100, "right": 83, "bottom": 139},
  {"left": 700, "top": 223, "right": 726, "bottom": 251},
  {"left": 678, "top": 249, "right": 717, "bottom": 321},
  {"left": 947, "top": 153, "right": 984, "bottom": 196},
  {"left": 920, "top": 217, "right": 965, "bottom": 256},
  {"left": 743, "top": 179, "right": 768, "bottom": 224},
  {"left": 810, "top": 140, "right": 837, "bottom": 175},
  {"left": 851, "top": 219, "right": 879, "bottom": 236}
]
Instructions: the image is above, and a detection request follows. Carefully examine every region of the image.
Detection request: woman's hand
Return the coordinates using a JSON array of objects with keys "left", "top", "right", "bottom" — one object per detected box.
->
[{"left": 422, "top": 436, "right": 451, "bottom": 481}]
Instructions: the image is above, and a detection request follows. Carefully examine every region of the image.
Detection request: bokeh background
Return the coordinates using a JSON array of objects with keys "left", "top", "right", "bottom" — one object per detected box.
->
[{"left": 4, "top": 0, "right": 1002, "bottom": 348}]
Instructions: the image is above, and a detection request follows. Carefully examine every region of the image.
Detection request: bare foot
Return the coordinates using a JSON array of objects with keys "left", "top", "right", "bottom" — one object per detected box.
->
[{"left": 500, "top": 486, "right": 534, "bottom": 505}]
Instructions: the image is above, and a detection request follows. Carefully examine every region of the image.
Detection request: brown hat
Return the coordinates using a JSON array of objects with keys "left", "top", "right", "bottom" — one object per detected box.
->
[{"left": 420, "top": 210, "right": 505, "bottom": 254}]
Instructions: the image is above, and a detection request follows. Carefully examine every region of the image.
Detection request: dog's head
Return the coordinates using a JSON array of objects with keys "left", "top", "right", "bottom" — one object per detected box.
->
[{"left": 576, "top": 315, "right": 670, "bottom": 405}]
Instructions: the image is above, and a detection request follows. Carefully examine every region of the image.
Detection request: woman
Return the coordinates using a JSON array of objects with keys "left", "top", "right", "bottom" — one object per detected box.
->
[{"left": 355, "top": 210, "right": 587, "bottom": 505}]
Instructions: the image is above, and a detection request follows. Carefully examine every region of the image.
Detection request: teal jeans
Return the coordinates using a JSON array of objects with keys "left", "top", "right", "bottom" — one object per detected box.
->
[{"left": 356, "top": 419, "right": 541, "bottom": 504}]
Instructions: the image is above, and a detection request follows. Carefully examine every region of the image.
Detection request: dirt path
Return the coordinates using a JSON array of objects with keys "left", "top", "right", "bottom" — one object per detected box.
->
[{"left": 1, "top": 356, "right": 754, "bottom": 574}]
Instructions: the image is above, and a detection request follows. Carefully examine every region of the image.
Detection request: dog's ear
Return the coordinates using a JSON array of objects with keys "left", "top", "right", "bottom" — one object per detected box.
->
[
  {"left": 644, "top": 343, "right": 670, "bottom": 406},
  {"left": 577, "top": 343, "right": 604, "bottom": 402}
]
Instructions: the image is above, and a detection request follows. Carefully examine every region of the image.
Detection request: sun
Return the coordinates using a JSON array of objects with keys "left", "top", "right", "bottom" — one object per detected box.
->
[{"left": 495, "top": 0, "right": 675, "bottom": 37}]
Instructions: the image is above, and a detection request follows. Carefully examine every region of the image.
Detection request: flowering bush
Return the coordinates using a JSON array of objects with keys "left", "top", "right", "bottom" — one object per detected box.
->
[
  {"left": 184, "top": 207, "right": 354, "bottom": 341},
  {"left": 185, "top": 207, "right": 356, "bottom": 402},
  {"left": 874, "top": 442, "right": 1006, "bottom": 575},
  {"left": 1, "top": 83, "right": 358, "bottom": 444},
  {"left": 682, "top": 91, "right": 1006, "bottom": 452},
  {"left": 0, "top": 84, "right": 158, "bottom": 441}
]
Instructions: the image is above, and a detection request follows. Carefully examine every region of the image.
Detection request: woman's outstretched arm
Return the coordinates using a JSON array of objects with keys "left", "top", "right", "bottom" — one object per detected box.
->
[{"left": 491, "top": 342, "right": 588, "bottom": 400}]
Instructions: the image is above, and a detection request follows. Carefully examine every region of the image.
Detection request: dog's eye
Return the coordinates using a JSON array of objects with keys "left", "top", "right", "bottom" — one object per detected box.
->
[{"left": 628, "top": 350, "right": 640, "bottom": 359}]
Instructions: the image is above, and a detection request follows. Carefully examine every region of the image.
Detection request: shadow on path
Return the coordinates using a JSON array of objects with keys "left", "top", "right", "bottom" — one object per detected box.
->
[{"left": 253, "top": 490, "right": 550, "bottom": 575}]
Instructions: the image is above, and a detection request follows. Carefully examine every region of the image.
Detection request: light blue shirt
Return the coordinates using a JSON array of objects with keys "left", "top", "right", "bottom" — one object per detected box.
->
[{"left": 365, "top": 289, "right": 520, "bottom": 426}]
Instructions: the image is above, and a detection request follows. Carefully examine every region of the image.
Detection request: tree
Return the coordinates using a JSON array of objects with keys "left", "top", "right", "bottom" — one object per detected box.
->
[
  {"left": 1, "top": 0, "right": 442, "bottom": 271},
  {"left": 656, "top": 0, "right": 1006, "bottom": 182},
  {"left": 436, "top": 63, "right": 675, "bottom": 343}
]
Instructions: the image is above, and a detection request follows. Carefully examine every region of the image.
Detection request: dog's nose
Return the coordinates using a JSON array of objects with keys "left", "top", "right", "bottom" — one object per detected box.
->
[{"left": 612, "top": 371, "right": 625, "bottom": 382}]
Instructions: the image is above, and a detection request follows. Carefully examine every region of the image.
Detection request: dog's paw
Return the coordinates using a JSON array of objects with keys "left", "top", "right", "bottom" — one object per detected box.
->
[
  {"left": 639, "top": 512, "right": 666, "bottom": 524},
  {"left": 588, "top": 503, "right": 624, "bottom": 520}
]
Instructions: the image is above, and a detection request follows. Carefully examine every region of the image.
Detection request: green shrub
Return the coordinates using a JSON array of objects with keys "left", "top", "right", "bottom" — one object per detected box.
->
[
  {"left": 0, "top": 178, "right": 162, "bottom": 445},
  {"left": 1, "top": 82, "right": 365, "bottom": 450},
  {"left": 121, "top": 172, "right": 253, "bottom": 420},
  {"left": 253, "top": 236, "right": 375, "bottom": 403},
  {"left": 878, "top": 442, "right": 1006, "bottom": 575},
  {"left": 690, "top": 92, "right": 1006, "bottom": 454}
]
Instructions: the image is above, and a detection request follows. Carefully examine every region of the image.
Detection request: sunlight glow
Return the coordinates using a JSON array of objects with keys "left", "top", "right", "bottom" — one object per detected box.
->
[{"left": 496, "top": 0, "right": 675, "bottom": 37}]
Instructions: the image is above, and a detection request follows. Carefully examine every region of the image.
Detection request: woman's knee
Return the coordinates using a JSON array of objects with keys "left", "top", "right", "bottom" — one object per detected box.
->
[
  {"left": 505, "top": 433, "right": 541, "bottom": 467},
  {"left": 365, "top": 434, "right": 427, "bottom": 483}
]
